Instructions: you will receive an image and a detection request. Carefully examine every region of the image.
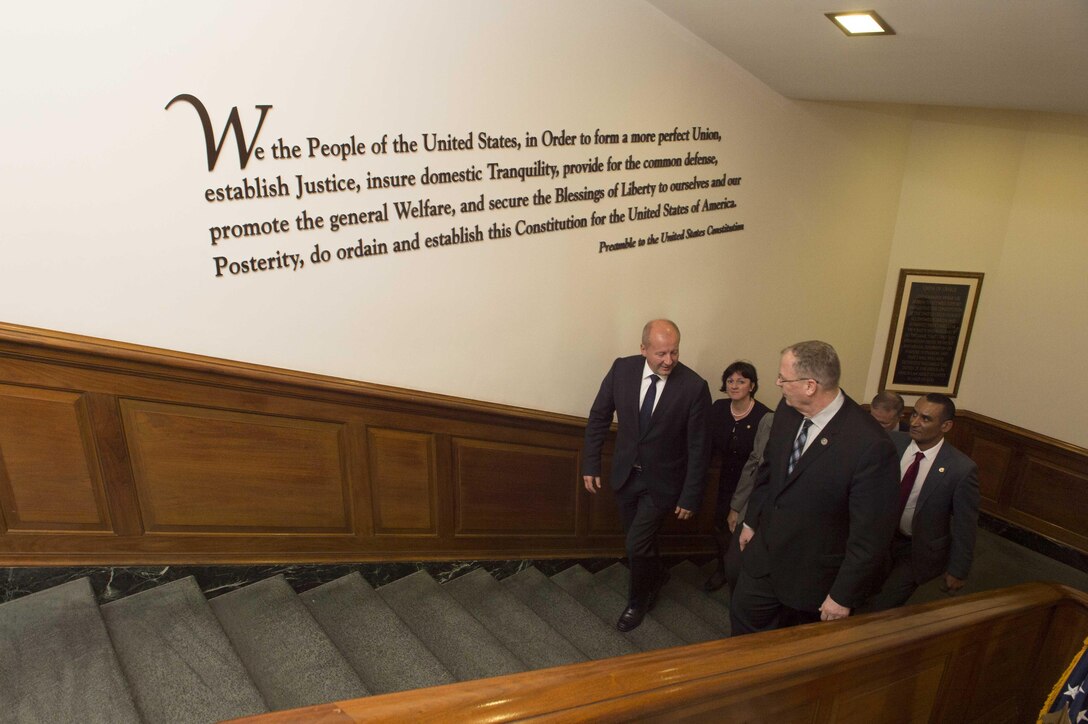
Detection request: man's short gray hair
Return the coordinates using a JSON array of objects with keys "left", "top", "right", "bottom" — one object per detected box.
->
[
  {"left": 871, "top": 390, "right": 904, "bottom": 413},
  {"left": 783, "top": 340, "right": 840, "bottom": 388}
]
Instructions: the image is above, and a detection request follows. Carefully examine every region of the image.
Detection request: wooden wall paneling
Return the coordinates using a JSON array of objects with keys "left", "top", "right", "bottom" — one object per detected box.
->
[
  {"left": 665, "top": 680, "right": 822, "bottom": 723},
  {"left": 432, "top": 432, "right": 455, "bottom": 543},
  {"left": 827, "top": 654, "right": 948, "bottom": 723},
  {"left": 927, "top": 638, "right": 982, "bottom": 723},
  {"left": 959, "top": 609, "right": 1048, "bottom": 722},
  {"left": 586, "top": 452, "right": 624, "bottom": 537},
  {"left": 1025, "top": 602, "right": 1088, "bottom": 712},
  {"left": 344, "top": 422, "right": 373, "bottom": 541},
  {"left": 0, "top": 383, "right": 112, "bottom": 532},
  {"left": 453, "top": 438, "right": 578, "bottom": 536},
  {"left": 119, "top": 400, "right": 352, "bottom": 534},
  {"left": 1008, "top": 456, "right": 1088, "bottom": 549},
  {"left": 366, "top": 427, "right": 438, "bottom": 536},
  {"left": 81, "top": 392, "right": 143, "bottom": 536},
  {"left": 2, "top": 323, "right": 1084, "bottom": 563},
  {"left": 970, "top": 435, "right": 1014, "bottom": 507}
]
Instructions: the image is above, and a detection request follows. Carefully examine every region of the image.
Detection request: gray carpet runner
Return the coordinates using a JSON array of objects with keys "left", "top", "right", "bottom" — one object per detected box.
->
[
  {"left": 0, "top": 578, "right": 140, "bottom": 724},
  {"left": 101, "top": 576, "right": 267, "bottom": 722},
  {"left": 552, "top": 564, "right": 687, "bottom": 651},
  {"left": 300, "top": 572, "right": 455, "bottom": 694},
  {"left": 208, "top": 574, "right": 366, "bottom": 710},
  {"left": 0, "top": 561, "right": 731, "bottom": 722}
]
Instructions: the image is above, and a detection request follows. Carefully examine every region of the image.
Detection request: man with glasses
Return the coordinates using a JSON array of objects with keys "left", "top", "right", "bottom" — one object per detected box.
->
[{"left": 732, "top": 340, "right": 899, "bottom": 635}]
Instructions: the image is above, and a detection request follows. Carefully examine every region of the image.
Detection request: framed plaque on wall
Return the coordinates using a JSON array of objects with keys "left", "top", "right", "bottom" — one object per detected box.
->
[{"left": 880, "top": 269, "right": 984, "bottom": 397}]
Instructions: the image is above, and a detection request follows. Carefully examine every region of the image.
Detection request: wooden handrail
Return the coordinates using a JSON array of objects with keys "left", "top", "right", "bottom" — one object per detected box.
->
[{"left": 231, "top": 582, "right": 1088, "bottom": 723}]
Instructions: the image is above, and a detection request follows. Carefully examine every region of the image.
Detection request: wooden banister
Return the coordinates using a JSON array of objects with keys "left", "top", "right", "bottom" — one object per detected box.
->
[{"left": 231, "top": 583, "right": 1088, "bottom": 723}]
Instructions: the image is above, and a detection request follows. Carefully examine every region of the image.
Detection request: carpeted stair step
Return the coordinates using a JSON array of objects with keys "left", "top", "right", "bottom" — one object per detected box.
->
[
  {"left": 596, "top": 563, "right": 723, "bottom": 644},
  {"left": 208, "top": 575, "right": 366, "bottom": 711},
  {"left": 378, "top": 570, "right": 525, "bottom": 681},
  {"left": 663, "top": 562, "right": 733, "bottom": 635},
  {"left": 502, "top": 566, "right": 638, "bottom": 660},
  {"left": 674, "top": 559, "right": 732, "bottom": 609},
  {"left": 101, "top": 576, "right": 267, "bottom": 723},
  {"left": 300, "top": 572, "right": 455, "bottom": 694},
  {"left": 0, "top": 577, "right": 140, "bottom": 723},
  {"left": 550, "top": 565, "right": 684, "bottom": 651},
  {"left": 444, "top": 568, "right": 587, "bottom": 670}
]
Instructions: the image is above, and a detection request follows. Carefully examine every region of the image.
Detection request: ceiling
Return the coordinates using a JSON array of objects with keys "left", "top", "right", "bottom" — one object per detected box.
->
[{"left": 646, "top": 0, "right": 1088, "bottom": 116}]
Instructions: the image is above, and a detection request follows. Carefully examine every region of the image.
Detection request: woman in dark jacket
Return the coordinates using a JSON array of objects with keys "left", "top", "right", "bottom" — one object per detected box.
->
[{"left": 704, "top": 360, "right": 769, "bottom": 591}]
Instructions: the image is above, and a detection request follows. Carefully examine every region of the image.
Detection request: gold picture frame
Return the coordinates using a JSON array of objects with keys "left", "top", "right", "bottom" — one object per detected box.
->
[{"left": 880, "top": 269, "right": 984, "bottom": 397}]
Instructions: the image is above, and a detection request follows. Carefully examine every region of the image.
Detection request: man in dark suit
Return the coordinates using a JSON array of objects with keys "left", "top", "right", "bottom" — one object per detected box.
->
[
  {"left": 861, "top": 393, "right": 980, "bottom": 611},
  {"left": 732, "top": 340, "right": 899, "bottom": 635},
  {"left": 582, "top": 319, "right": 711, "bottom": 632},
  {"left": 871, "top": 390, "right": 909, "bottom": 432}
]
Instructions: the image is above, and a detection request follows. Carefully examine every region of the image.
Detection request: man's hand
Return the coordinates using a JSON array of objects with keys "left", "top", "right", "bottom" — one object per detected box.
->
[
  {"left": 583, "top": 475, "right": 601, "bottom": 493},
  {"left": 674, "top": 506, "right": 693, "bottom": 520},
  {"left": 727, "top": 509, "right": 739, "bottom": 533},
  {"left": 941, "top": 573, "right": 965, "bottom": 594},
  {"left": 819, "top": 595, "right": 850, "bottom": 621},
  {"left": 738, "top": 524, "right": 754, "bottom": 551}
]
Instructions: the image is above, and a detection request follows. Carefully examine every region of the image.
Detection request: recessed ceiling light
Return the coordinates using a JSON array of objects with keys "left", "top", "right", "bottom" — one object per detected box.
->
[{"left": 826, "top": 10, "right": 895, "bottom": 36}]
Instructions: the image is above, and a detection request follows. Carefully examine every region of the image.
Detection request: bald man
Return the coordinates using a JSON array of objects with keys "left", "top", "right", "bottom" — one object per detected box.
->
[{"left": 582, "top": 319, "right": 711, "bottom": 632}]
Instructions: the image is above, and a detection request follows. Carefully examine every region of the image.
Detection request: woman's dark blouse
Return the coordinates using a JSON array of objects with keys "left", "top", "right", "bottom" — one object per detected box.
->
[{"left": 710, "top": 397, "right": 770, "bottom": 521}]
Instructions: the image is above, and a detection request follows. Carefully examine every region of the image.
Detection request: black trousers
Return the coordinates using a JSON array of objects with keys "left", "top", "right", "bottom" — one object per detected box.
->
[
  {"left": 857, "top": 533, "right": 919, "bottom": 613},
  {"left": 614, "top": 470, "right": 669, "bottom": 608},
  {"left": 729, "top": 568, "right": 820, "bottom": 636}
]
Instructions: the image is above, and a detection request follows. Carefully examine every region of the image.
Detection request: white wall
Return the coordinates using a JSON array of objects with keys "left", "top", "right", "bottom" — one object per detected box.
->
[
  {"left": 865, "top": 108, "right": 1088, "bottom": 447},
  {"left": 1, "top": 1, "right": 918, "bottom": 419}
]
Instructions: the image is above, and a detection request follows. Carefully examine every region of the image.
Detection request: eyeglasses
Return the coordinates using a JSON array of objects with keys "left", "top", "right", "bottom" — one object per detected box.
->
[{"left": 776, "top": 375, "right": 816, "bottom": 385}]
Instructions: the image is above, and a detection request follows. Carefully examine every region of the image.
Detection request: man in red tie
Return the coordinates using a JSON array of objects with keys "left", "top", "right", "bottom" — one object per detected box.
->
[{"left": 861, "top": 393, "right": 980, "bottom": 611}]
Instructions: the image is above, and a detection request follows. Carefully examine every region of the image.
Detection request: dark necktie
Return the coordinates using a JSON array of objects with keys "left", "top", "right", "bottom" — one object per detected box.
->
[
  {"left": 639, "top": 374, "right": 660, "bottom": 434},
  {"left": 898, "top": 451, "right": 926, "bottom": 515},
  {"left": 787, "top": 419, "right": 812, "bottom": 475}
]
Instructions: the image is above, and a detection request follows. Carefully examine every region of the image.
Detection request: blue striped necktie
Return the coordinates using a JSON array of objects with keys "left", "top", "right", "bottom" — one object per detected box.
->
[{"left": 788, "top": 419, "right": 812, "bottom": 475}]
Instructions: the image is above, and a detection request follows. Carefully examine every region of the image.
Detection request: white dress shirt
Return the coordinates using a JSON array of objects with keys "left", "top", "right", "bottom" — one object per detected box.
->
[
  {"left": 899, "top": 437, "right": 945, "bottom": 535},
  {"left": 639, "top": 361, "right": 667, "bottom": 414},
  {"left": 794, "top": 389, "right": 845, "bottom": 457}
]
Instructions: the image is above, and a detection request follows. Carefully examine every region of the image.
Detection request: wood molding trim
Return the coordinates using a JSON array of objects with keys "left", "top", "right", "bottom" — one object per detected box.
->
[
  {"left": 234, "top": 582, "right": 1088, "bottom": 723},
  {"left": 1, "top": 321, "right": 1083, "bottom": 564}
]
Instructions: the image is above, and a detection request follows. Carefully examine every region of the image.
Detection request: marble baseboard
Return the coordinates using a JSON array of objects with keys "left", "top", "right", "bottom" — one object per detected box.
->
[
  {"left": 6, "top": 517, "right": 1077, "bottom": 607},
  {"left": 0, "top": 557, "right": 634, "bottom": 606}
]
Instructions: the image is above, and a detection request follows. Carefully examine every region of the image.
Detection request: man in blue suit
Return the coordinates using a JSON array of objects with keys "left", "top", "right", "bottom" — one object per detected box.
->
[
  {"left": 862, "top": 393, "right": 980, "bottom": 611},
  {"left": 582, "top": 319, "right": 711, "bottom": 632}
]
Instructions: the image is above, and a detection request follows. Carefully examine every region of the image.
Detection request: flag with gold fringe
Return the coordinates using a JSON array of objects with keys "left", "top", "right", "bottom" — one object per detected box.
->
[{"left": 1040, "top": 634, "right": 1088, "bottom": 723}]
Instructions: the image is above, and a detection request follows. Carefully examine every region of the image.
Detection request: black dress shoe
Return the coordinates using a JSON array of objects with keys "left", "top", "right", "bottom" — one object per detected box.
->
[
  {"left": 703, "top": 568, "right": 727, "bottom": 592},
  {"left": 616, "top": 606, "right": 646, "bottom": 632}
]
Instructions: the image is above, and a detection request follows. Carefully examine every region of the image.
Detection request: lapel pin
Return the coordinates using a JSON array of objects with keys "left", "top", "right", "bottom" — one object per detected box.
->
[
  {"left": 820, "top": 438, "right": 828, "bottom": 446},
  {"left": 938, "top": 467, "right": 945, "bottom": 473}
]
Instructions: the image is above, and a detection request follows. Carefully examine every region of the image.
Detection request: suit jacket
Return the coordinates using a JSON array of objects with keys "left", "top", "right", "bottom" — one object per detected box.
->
[
  {"left": 730, "top": 412, "right": 773, "bottom": 523},
  {"left": 743, "top": 393, "right": 900, "bottom": 610},
  {"left": 890, "top": 431, "right": 980, "bottom": 581},
  {"left": 582, "top": 356, "right": 711, "bottom": 512}
]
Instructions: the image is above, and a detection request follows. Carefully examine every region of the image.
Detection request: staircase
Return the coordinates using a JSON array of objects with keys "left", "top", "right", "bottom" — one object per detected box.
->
[{"left": 0, "top": 561, "right": 731, "bottom": 723}]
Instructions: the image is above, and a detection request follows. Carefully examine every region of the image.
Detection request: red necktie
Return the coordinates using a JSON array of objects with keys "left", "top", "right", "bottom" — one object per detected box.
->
[{"left": 898, "top": 451, "right": 925, "bottom": 514}]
